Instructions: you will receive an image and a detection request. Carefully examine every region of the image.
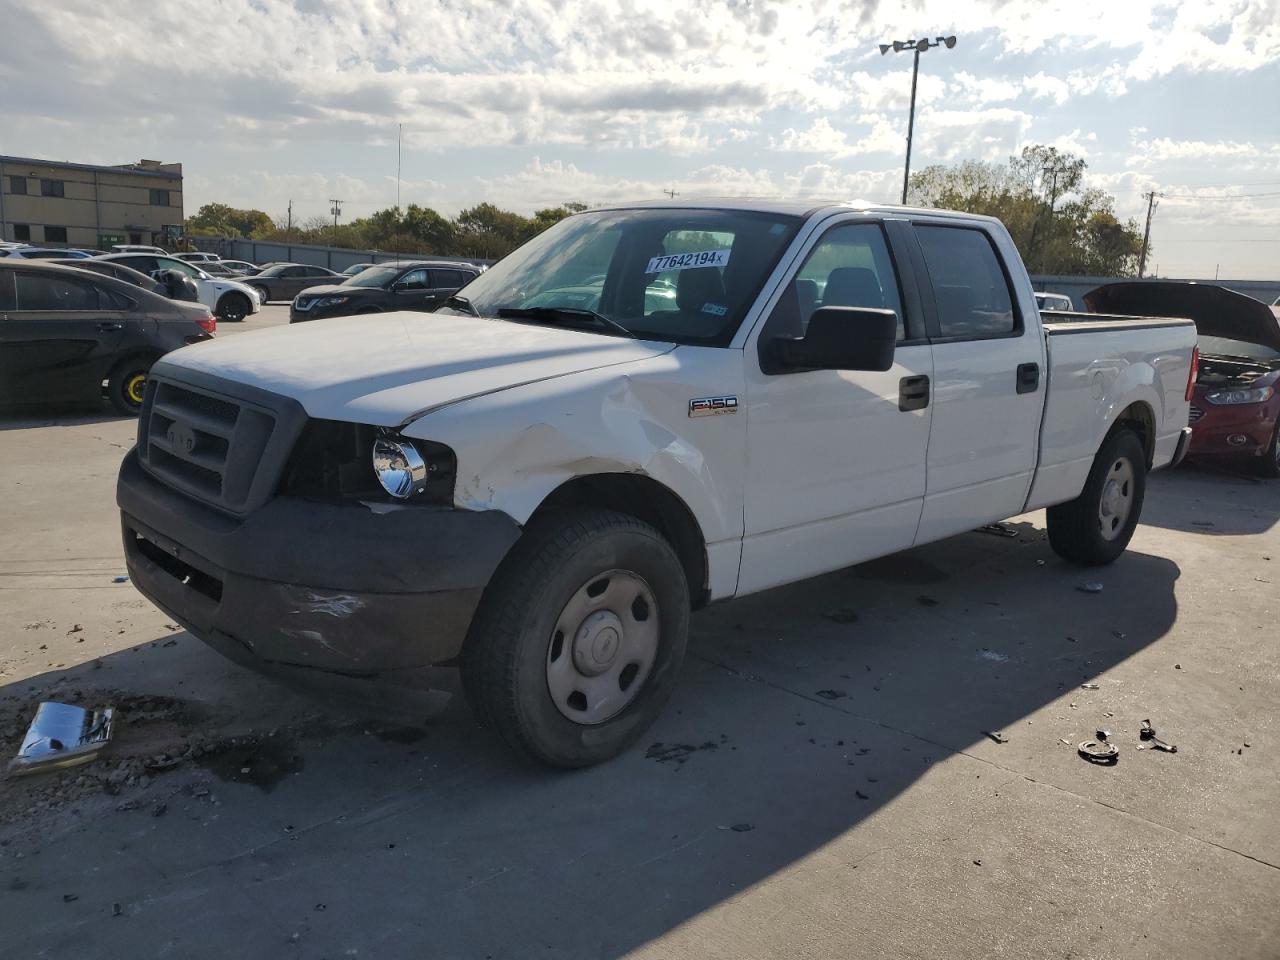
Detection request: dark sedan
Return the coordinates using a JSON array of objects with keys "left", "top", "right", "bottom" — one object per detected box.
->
[
  {"left": 244, "top": 263, "right": 342, "bottom": 302},
  {"left": 0, "top": 261, "right": 216, "bottom": 414},
  {"left": 289, "top": 261, "right": 480, "bottom": 322},
  {"left": 49, "top": 257, "right": 163, "bottom": 293}
]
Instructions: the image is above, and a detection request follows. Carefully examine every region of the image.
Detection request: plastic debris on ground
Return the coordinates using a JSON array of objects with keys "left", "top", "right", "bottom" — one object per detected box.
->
[
  {"left": 1078, "top": 729, "right": 1118, "bottom": 764},
  {"left": 1140, "top": 718, "right": 1178, "bottom": 753},
  {"left": 978, "top": 523, "right": 1019, "bottom": 538},
  {"left": 981, "top": 730, "right": 1009, "bottom": 744},
  {"left": 8, "top": 701, "right": 115, "bottom": 776}
]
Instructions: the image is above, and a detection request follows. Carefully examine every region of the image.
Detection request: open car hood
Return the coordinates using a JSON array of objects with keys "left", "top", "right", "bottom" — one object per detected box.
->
[{"left": 1083, "top": 281, "right": 1280, "bottom": 351}]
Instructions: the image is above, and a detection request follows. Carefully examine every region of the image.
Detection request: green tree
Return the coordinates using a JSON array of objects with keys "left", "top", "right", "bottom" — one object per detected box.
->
[
  {"left": 185, "top": 202, "right": 275, "bottom": 238},
  {"left": 908, "top": 146, "right": 1144, "bottom": 276},
  {"left": 455, "top": 203, "right": 533, "bottom": 259}
]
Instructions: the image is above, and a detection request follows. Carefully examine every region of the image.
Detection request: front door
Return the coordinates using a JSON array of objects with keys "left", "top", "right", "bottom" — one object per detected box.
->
[
  {"left": 390, "top": 268, "right": 436, "bottom": 310},
  {"left": 0, "top": 270, "right": 125, "bottom": 405},
  {"left": 739, "top": 218, "right": 934, "bottom": 595},
  {"left": 907, "top": 221, "right": 1047, "bottom": 544}
]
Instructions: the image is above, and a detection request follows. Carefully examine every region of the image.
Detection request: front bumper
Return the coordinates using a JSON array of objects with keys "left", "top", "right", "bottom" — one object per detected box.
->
[
  {"left": 289, "top": 303, "right": 358, "bottom": 323},
  {"left": 117, "top": 450, "right": 520, "bottom": 688},
  {"left": 1187, "top": 401, "right": 1278, "bottom": 457}
]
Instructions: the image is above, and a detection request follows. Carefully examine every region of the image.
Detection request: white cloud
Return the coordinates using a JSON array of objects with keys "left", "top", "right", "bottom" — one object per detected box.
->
[{"left": 1024, "top": 72, "right": 1070, "bottom": 106}]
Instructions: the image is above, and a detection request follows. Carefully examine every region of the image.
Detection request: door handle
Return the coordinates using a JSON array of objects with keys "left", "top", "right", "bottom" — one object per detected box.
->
[
  {"left": 1016, "top": 362, "right": 1040, "bottom": 394},
  {"left": 97, "top": 322, "right": 123, "bottom": 332},
  {"left": 899, "top": 374, "right": 930, "bottom": 411}
]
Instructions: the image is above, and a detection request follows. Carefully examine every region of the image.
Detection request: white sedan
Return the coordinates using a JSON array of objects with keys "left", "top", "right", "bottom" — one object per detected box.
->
[{"left": 94, "top": 253, "right": 263, "bottom": 322}]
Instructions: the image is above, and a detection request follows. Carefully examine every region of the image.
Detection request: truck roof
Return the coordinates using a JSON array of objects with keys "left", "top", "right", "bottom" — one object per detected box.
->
[{"left": 596, "top": 196, "right": 1001, "bottom": 224}]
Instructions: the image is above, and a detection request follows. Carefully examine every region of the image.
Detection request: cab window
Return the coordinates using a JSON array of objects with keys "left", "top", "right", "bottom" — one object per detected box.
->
[
  {"left": 763, "top": 223, "right": 906, "bottom": 346},
  {"left": 915, "top": 225, "right": 1018, "bottom": 339},
  {"left": 395, "top": 269, "right": 429, "bottom": 290}
]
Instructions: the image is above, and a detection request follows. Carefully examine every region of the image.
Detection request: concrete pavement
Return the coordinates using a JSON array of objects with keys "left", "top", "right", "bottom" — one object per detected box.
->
[{"left": 1, "top": 308, "right": 1277, "bottom": 959}]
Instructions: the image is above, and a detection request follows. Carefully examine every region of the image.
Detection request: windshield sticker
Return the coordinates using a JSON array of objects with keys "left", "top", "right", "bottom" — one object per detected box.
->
[
  {"left": 645, "top": 249, "right": 730, "bottom": 274},
  {"left": 701, "top": 302, "right": 728, "bottom": 317}
]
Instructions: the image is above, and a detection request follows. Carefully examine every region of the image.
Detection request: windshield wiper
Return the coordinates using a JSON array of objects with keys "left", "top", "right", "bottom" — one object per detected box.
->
[
  {"left": 496, "top": 306, "right": 636, "bottom": 339},
  {"left": 442, "top": 294, "right": 479, "bottom": 316}
]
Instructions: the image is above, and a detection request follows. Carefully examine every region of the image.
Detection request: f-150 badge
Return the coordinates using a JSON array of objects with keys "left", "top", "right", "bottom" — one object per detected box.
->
[{"left": 689, "top": 396, "right": 738, "bottom": 418}]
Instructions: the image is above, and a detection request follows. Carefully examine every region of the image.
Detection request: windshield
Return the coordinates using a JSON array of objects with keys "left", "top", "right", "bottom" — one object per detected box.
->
[
  {"left": 258, "top": 264, "right": 290, "bottom": 277},
  {"left": 1199, "top": 335, "right": 1280, "bottom": 363},
  {"left": 341, "top": 266, "right": 402, "bottom": 288},
  {"left": 437, "top": 208, "right": 801, "bottom": 345}
]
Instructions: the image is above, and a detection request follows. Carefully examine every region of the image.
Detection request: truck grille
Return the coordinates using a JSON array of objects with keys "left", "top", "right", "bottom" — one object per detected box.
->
[
  {"left": 1188, "top": 405, "right": 1205, "bottom": 423},
  {"left": 137, "top": 373, "right": 306, "bottom": 516}
]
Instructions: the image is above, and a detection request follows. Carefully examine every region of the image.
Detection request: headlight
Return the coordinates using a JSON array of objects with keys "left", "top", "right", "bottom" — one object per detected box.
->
[
  {"left": 315, "top": 296, "right": 350, "bottom": 307},
  {"left": 1204, "top": 386, "right": 1274, "bottom": 405},
  {"left": 372, "top": 435, "right": 427, "bottom": 498}
]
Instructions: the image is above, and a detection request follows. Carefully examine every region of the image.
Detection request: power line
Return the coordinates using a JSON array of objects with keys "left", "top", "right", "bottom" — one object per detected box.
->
[{"left": 1161, "top": 190, "right": 1280, "bottom": 201}]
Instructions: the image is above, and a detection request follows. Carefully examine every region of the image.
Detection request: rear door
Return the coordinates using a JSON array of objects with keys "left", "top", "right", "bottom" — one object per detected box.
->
[
  {"left": 739, "top": 217, "right": 935, "bottom": 594},
  {"left": 907, "top": 221, "right": 1047, "bottom": 544},
  {"left": 425, "top": 268, "right": 470, "bottom": 309},
  {"left": 0, "top": 270, "right": 128, "bottom": 405}
]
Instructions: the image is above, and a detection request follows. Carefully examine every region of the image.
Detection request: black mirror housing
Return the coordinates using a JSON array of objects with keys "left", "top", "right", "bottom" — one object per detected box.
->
[{"left": 769, "top": 306, "right": 898, "bottom": 373}]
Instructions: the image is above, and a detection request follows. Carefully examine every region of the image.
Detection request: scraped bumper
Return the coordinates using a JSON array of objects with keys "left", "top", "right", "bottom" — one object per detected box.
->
[{"left": 116, "top": 450, "right": 520, "bottom": 696}]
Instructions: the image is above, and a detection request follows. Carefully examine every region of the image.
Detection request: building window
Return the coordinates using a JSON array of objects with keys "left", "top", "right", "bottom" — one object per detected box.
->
[
  {"left": 8, "top": 176, "right": 27, "bottom": 195},
  {"left": 40, "top": 179, "right": 65, "bottom": 198},
  {"left": 13, "top": 224, "right": 31, "bottom": 242},
  {"left": 45, "top": 226, "right": 68, "bottom": 243},
  {"left": 149, "top": 189, "right": 170, "bottom": 206}
]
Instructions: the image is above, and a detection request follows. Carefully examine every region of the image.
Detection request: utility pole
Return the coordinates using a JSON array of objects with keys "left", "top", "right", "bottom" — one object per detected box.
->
[
  {"left": 329, "top": 199, "right": 343, "bottom": 243},
  {"left": 286, "top": 199, "right": 293, "bottom": 241},
  {"left": 879, "top": 36, "right": 957, "bottom": 204},
  {"left": 664, "top": 187, "right": 678, "bottom": 199},
  {"left": 1138, "top": 190, "right": 1158, "bottom": 278},
  {"left": 396, "top": 123, "right": 402, "bottom": 213}
]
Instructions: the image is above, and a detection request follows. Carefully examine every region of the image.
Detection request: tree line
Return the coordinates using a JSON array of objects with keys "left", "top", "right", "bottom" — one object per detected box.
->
[
  {"left": 186, "top": 145, "right": 1145, "bottom": 275},
  {"left": 185, "top": 201, "right": 589, "bottom": 260}
]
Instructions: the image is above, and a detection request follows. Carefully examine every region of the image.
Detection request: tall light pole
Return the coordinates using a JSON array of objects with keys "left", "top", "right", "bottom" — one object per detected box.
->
[{"left": 879, "top": 35, "right": 957, "bottom": 204}]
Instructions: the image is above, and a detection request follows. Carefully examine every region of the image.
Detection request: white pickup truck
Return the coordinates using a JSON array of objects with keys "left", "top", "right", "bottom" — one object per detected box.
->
[{"left": 117, "top": 200, "right": 1197, "bottom": 767}]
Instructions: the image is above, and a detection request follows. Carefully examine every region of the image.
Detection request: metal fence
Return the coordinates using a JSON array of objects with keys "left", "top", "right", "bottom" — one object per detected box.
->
[{"left": 188, "top": 236, "right": 491, "bottom": 271}]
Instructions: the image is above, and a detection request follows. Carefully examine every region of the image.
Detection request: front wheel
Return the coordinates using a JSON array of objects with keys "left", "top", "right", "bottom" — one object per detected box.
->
[
  {"left": 249, "top": 284, "right": 270, "bottom": 304},
  {"left": 216, "top": 292, "right": 251, "bottom": 322},
  {"left": 463, "top": 508, "right": 690, "bottom": 767},
  {"left": 1047, "top": 429, "right": 1147, "bottom": 565},
  {"left": 107, "top": 359, "right": 152, "bottom": 415}
]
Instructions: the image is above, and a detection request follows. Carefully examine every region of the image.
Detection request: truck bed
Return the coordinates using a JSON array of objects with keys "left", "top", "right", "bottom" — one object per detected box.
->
[{"left": 1025, "top": 312, "right": 1197, "bottom": 511}]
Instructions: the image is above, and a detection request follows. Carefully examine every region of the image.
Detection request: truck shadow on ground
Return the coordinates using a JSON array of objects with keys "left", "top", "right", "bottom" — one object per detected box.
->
[
  {"left": 0, "top": 529, "right": 1180, "bottom": 959},
  {"left": 1141, "top": 463, "right": 1279, "bottom": 536}
]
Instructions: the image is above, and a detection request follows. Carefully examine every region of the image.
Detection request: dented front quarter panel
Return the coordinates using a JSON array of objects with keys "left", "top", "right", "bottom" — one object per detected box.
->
[{"left": 403, "top": 346, "right": 749, "bottom": 598}]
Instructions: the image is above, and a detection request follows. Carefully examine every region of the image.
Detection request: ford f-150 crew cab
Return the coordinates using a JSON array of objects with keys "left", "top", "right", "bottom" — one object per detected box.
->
[{"left": 116, "top": 200, "right": 1198, "bottom": 767}]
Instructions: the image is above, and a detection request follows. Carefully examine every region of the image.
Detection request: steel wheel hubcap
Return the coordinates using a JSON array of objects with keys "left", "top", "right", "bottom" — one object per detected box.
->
[
  {"left": 1098, "top": 457, "right": 1134, "bottom": 541},
  {"left": 546, "top": 569, "right": 659, "bottom": 725}
]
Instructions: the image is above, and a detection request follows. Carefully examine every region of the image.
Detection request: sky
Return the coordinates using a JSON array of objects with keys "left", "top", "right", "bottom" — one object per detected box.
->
[{"left": 1, "top": 0, "right": 1277, "bottom": 279}]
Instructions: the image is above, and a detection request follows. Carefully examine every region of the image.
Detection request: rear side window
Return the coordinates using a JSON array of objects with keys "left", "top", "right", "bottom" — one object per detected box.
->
[
  {"left": 118, "top": 256, "right": 157, "bottom": 274},
  {"left": 15, "top": 272, "right": 100, "bottom": 311},
  {"left": 915, "top": 225, "right": 1017, "bottom": 339},
  {"left": 431, "top": 269, "right": 466, "bottom": 288}
]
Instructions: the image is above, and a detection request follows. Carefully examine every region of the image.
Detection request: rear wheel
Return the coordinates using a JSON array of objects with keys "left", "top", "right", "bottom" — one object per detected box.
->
[
  {"left": 107, "top": 359, "right": 152, "bottom": 415},
  {"left": 1048, "top": 429, "right": 1147, "bottom": 565},
  {"left": 1258, "top": 423, "right": 1280, "bottom": 479},
  {"left": 216, "top": 292, "right": 251, "bottom": 322},
  {"left": 462, "top": 508, "right": 690, "bottom": 767}
]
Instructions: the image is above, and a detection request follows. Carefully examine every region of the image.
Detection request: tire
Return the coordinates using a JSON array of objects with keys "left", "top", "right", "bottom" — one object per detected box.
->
[
  {"left": 1047, "top": 429, "right": 1147, "bottom": 565},
  {"left": 216, "top": 292, "right": 251, "bottom": 322},
  {"left": 106, "top": 358, "right": 153, "bottom": 415},
  {"left": 1257, "top": 423, "right": 1280, "bottom": 479},
  {"left": 249, "top": 284, "right": 270, "bottom": 304},
  {"left": 462, "top": 508, "right": 690, "bottom": 768}
]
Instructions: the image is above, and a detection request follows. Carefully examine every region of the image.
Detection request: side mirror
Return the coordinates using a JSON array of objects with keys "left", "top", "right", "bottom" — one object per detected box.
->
[{"left": 769, "top": 306, "right": 898, "bottom": 372}]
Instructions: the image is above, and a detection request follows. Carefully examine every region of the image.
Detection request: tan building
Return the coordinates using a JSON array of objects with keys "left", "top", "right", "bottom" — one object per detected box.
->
[{"left": 0, "top": 155, "right": 183, "bottom": 250}]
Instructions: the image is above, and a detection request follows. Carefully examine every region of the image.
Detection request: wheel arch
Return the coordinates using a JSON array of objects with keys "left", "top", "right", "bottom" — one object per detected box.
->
[
  {"left": 1110, "top": 399, "right": 1157, "bottom": 468},
  {"left": 527, "top": 473, "right": 710, "bottom": 609}
]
